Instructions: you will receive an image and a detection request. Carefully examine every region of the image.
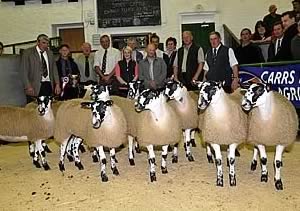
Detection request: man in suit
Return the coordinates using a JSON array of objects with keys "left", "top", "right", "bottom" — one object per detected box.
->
[
  {"left": 22, "top": 34, "right": 60, "bottom": 98},
  {"left": 139, "top": 44, "right": 167, "bottom": 90},
  {"left": 268, "top": 22, "right": 287, "bottom": 62}
]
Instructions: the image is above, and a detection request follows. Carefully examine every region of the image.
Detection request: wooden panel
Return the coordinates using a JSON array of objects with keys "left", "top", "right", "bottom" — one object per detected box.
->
[{"left": 59, "top": 28, "right": 84, "bottom": 52}]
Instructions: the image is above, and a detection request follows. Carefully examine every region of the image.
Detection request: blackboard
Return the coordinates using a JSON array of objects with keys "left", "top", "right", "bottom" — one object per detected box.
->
[{"left": 97, "top": 0, "right": 161, "bottom": 28}]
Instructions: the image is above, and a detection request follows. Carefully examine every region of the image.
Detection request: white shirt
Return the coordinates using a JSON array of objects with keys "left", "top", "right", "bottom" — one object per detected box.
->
[
  {"left": 36, "top": 46, "right": 50, "bottom": 82},
  {"left": 94, "top": 47, "right": 121, "bottom": 75},
  {"left": 275, "top": 37, "right": 283, "bottom": 55},
  {"left": 203, "top": 44, "right": 238, "bottom": 71}
]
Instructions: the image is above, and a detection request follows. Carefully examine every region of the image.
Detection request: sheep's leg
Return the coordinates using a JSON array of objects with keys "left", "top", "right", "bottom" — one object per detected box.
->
[
  {"left": 110, "top": 148, "right": 119, "bottom": 175},
  {"left": 190, "top": 129, "right": 196, "bottom": 147},
  {"left": 274, "top": 145, "right": 284, "bottom": 190},
  {"left": 32, "top": 140, "right": 41, "bottom": 169},
  {"left": 251, "top": 146, "right": 259, "bottom": 171},
  {"left": 36, "top": 139, "right": 50, "bottom": 170},
  {"left": 134, "top": 137, "right": 141, "bottom": 153},
  {"left": 42, "top": 140, "right": 52, "bottom": 153},
  {"left": 147, "top": 145, "right": 156, "bottom": 182},
  {"left": 185, "top": 129, "right": 194, "bottom": 162},
  {"left": 78, "top": 143, "right": 86, "bottom": 153},
  {"left": 128, "top": 135, "right": 135, "bottom": 166},
  {"left": 161, "top": 145, "right": 168, "bottom": 174},
  {"left": 206, "top": 144, "right": 214, "bottom": 164},
  {"left": 73, "top": 137, "right": 84, "bottom": 170},
  {"left": 28, "top": 141, "right": 35, "bottom": 158},
  {"left": 58, "top": 138, "right": 69, "bottom": 172},
  {"left": 97, "top": 146, "right": 108, "bottom": 182},
  {"left": 211, "top": 143, "right": 223, "bottom": 187},
  {"left": 92, "top": 147, "right": 99, "bottom": 163},
  {"left": 66, "top": 135, "right": 75, "bottom": 162},
  {"left": 257, "top": 144, "right": 268, "bottom": 182},
  {"left": 228, "top": 143, "right": 237, "bottom": 186},
  {"left": 172, "top": 143, "right": 179, "bottom": 163}
]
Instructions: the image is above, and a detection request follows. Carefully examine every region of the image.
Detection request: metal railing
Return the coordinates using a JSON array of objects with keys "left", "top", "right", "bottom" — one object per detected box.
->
[{"left": 223, "top": 24, "right": 240, "bottom": 50}]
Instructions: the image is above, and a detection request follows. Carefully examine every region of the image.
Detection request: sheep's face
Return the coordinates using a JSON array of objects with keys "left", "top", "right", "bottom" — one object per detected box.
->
[
  {"left": 197, "top": 81, "right": 222, "bottom": 110},
  {"left": 90, "top": 84, "right": 111, "bottom": 101},
  {"left": 164, "top": 80, "right": 184, "bottom": 101},
  {"left": 128, "top": 80, "right": 144, "bottom": 100},
  {"left": 69, "top": 74, "right": 80, "bottom": 88},
  {"left": 37, "top": 96, "right": 52, "bottom": 116},
  {"left": 135, "top": 89, "right": 160, "bottom": 112},
  {"left": 81, "top": 100, "right": 113, "bottom": 129},
  {"left": 242, "top": 83, "right": 269, "bottom": 111}
]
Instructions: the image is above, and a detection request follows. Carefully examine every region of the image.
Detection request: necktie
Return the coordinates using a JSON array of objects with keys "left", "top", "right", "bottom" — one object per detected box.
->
[
  {"left": 212, "top": 48, "right": 217, "bottom": 64},
  {"left": 40, "top": 51, "right": 48, "bottom": 77},
  {"left": 85, "top": 56, "right": 90, "bottom": 77},
  {"left": 276, "top": 39, "right": 281, "bottom": 55},
  {"left": 101, "top": 49, "right": 108, "bottom": 74}
]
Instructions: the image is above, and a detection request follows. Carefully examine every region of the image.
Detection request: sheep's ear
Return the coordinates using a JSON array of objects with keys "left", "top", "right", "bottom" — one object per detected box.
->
[
  {"left": 240, "top": 82, "right": 251, "bottom": 90},
  {"left": 105, "top": 100, "right": 113, "bottom": 106},
  {"left": 265, "top": 83, "right": 271, "bottom": 92},
  {"left": 194, "top": 81, "right": 203, "bottom": 89},
  {"left": 218, "top": 81, "right": 225, "bottom": 88},
  {"left": 81, "top": 102, "right": 92, "bottom": 109}
]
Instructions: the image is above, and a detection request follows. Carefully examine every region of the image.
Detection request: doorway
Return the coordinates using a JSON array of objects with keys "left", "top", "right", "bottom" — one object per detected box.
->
[
  {"left": 182, "top": 22, "right": 215, "bottom": 54},
  {"left": 59, "top": 28, "right": 85, "bottom": 52}
]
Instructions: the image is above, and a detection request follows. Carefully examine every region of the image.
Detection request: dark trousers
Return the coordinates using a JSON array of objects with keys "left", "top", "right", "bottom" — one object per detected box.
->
[{"left": 39, "top": 81, "right": 53, "bottom": 96}]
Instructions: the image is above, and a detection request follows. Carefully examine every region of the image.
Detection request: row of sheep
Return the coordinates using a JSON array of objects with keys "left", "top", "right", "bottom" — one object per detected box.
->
[{"left": 0, "top": 80, "right": 298, "bottom": 191}]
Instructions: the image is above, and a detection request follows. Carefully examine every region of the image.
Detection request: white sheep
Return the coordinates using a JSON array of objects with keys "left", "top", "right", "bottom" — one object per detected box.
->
[
  {"left": 241, "top": 82, "right": 298, "bottom": 190},
  {"left": 54, "top": 98, "right": 127, "bottom": 182},
  {"left": 135, "top": 89, "right": 182, "bottom": 182},
  {"left": 164, "top": 80, "right": 198, "bottom": 162},
  {"left": 0, "top": 96, "right": 54, "bottom": 170},
  {"left": 197, "top": 81, "right": 247, "bottom": 187}
]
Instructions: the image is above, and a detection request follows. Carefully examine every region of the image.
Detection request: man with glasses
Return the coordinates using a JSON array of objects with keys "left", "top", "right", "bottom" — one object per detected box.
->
[{"left": 22, "top": 34, "right": 60, "bottom": 100}]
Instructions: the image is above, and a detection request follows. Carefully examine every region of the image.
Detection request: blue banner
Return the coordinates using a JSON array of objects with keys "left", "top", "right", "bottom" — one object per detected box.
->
[{"left": 240, "top": 63, "right": 300, "bottom": 108}]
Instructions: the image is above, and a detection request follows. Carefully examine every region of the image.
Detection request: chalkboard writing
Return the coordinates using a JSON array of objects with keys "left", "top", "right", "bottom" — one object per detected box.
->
[{"left": 97, "top": 0, "right": 161, "bottom": 28}]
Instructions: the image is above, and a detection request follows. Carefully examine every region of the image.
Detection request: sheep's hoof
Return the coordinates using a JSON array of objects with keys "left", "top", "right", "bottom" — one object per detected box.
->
[
  {"left": 207, "top": 155, "right": 214, "bottom": 164},
  {"left": 275, "top": 179, "right": 283, "bottom": 190},
  {"left": 190, "top": 139, "right": 196, "bottom": 147},
  {"left": 187, "top": 154, "right": 194, "bottom": 162},
  {"left": 101, "top": 172, "right": 108, "bottom": 182},
  {"left": 75, "top": 161, "right": 84, "bottom": 170},
  {"left": 92, "top": 155, "right": 99, "bottom": 163},
  {"left": 261, "top": 173, "right": 268, "bottom": 183},
  {"left": 150, "top": 172, "right": 156, "bottom": 182},
  {"left": 135, "top": 146, "right": 141, "bottom": 154},
  {"left": 216, "top": 176, "right": 224, "bottom": 187},
  {"left": 129, "top": 159, "right": 135, "bottom": 166},
  {"left": 33, "top": 160, "right": 41, "bottom": 168},
  {"left": 44, "top": 145, "right": 52, "bottom": 153},
  {"left": 235, "top": 149, "right": 240, "bottom": 157},
  {"left": 167, "top": 145, "right": 173, "bottom": 152},
  {"left": 229, "top": 174, "right": 236, "bottom": 186},
  {"left": 161, "top": 166, "right": 168, "bottom": 174},
  {"left": 67, "top": 154, "right": 74, "bottom": 162},
  {"left": 58, "top": 161, "right": 65, "bottom": 172},
  {"left": 42, "top": 162, "right": 51, "bottom": 171},
  {"left": 79, "top": 144, "right": 86, "bottom": 153},
  {"left": 250, "top": 160, "right": 257, "bottom": 171},
  {"left": 111, "top": 167, "right": 119, "bottom": 176},
  {"left": 172, "top": 155, "right": 178, "bottom": 163}
]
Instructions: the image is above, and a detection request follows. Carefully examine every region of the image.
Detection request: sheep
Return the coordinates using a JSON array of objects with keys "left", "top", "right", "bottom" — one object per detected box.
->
[
  {"left": 197, "top": 81, "right": 247, "bottom": 187},
  {"left": 164, "top": 80, "right": 198, "bottom": 163},
  {"left": 135, "top": 89, "right": 182, "bottom": 182},
  {"left": 241, "top": 82, "right": 298, "bottom": 190},
  {"left": 0, "top": 96, "right": 54, "bottom": 170},
  {"left": 54, "top": 98, "right": 128, "bottom": 182}
]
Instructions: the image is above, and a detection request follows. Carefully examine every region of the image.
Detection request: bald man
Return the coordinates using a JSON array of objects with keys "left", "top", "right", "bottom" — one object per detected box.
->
[
  {"left": 173, "top": 31, "right": 204, "bottom": 90},
  {"left": 74, "top": 42, "right": 98, "bottom": 85},
  {"left": 139, "top": 44, "right": 167, "bottom": 89}
]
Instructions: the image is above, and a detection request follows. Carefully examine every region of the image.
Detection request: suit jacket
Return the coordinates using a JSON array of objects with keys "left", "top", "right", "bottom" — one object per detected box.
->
[
  {"left": 139, "top": 57, "right": 167, "bottom": 89},
  {"left": 268, "top": 37, "right": 291, "bottom": 62},
  {"left": 22, "top": 46, "right": 59, "bottom": 96}
]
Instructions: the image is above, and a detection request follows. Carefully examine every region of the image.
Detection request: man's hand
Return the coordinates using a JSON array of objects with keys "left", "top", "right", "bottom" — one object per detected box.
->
[
  {"left": 231, "top": 78, "right": 239, "bottom": 91},
  {"left": 54, "top": 84, "right": 61, "bottom": 95},
  {"left": 25, "top": 86, "right": 34, "bottom": 96},
  {"left": 102, "top": 75, "right": 111, "bottom": 82},
  {"left": 149, "top": 80, "right": 157, "bottom": 89}
]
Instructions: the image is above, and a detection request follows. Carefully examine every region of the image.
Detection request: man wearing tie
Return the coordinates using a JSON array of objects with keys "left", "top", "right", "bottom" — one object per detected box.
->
[
  {"left": 74, "top": 42, "right": 97, "bottom": 85},
  {"left": 94, "top": 34, "right": 121, "bottom": 85},
  {"left": 22, "top": 34, "right": 60, "bottom": 99},
  {"left": 203, "top": 31, "right": 239, "bottom": 93}
]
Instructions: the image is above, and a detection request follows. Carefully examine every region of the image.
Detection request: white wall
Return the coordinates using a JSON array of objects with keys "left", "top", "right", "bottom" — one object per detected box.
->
[{"left": 0, "top": 0, "right": 293, "bottom": 51}]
